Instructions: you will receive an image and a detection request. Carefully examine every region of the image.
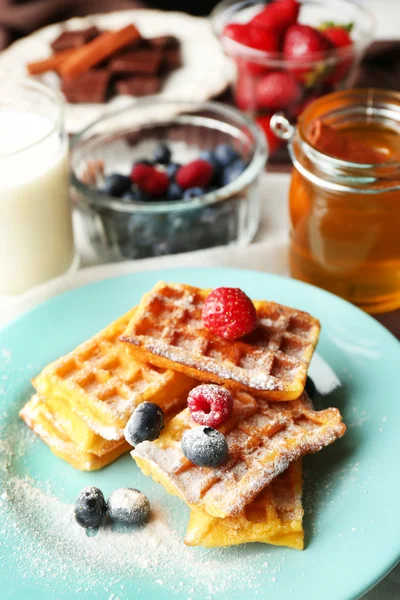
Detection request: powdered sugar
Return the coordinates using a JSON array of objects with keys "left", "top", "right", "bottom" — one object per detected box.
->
[{"left": 0, "top": 389, "right": 290, "bottom": 598}]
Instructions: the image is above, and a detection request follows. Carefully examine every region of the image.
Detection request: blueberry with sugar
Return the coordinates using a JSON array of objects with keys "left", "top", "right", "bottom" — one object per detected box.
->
[
  {"left": 181, "top": 426, "right": 229, "bottom": 468},
  {"left": 153, "top": 143, "right": 171, "bottom": 165},
  {"left": 103, "top": 173, "right": 132, "bottom": 198},
  {"left": 74, "top": 486, "right": 106, "bottom": 529},
  {"left": 214, "top": 144, "right": 240, "bottom": 168},
  {"left": 222, "top": 159, "right": 248, "bottom": 186},
  {"left": 124, "top": 401, "right": 164, "bottom": 446},
  {"left": 107, "top": 488, "right": 150, "bottom": 526}
]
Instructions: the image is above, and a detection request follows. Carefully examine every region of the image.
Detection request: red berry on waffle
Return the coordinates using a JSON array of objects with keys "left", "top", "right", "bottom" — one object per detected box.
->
[
  {"left": 188, "top": 384, "right": 234, "bottom": 427},
  {"left": 202, "top": 287, "right": 258, "bottom": 341}
]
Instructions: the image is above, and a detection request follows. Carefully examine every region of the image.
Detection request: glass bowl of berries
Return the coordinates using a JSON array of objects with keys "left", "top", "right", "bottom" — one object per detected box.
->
[
  {"left": 70, "top": 99, "right": 267, "bottom": 261},
  {"left": 211, "top": 0, "right": 375, "bottom": 154}
]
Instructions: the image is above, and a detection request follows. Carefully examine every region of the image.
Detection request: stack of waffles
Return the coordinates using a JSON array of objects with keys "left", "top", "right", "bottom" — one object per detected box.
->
[
  {"left": 20, "top": 281, "right": 346, "bottom": 549},
  {"left": 20, "top": 308, "right": 196, "bottom": 471}
]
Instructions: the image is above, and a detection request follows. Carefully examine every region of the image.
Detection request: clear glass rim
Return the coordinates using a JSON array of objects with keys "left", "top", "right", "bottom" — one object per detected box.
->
[
  {"left": 290, "top": 88, "right": 400, "bottom": 193},
  {"left": 70, "top": 97, "right": 268, "bottom": 214},
  {"left": 0, "top": 78, "right": 65, "bottom": 159},
  {"left": 211, "top": 0, "right": 376, "bottom": 68}
]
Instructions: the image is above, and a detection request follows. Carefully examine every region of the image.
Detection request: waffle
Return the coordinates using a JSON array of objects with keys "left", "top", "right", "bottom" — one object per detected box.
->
[
  {"left": 20, "top": 395, "right": 130, "bottom": 471},
  {"left": 133, "top": 390, "right": 345, "bottom": 518},
  {"left": 121, "top": 282, "right": 321, "bottom": 401},
  {"left": 185, "top": 461, "right": 304, "bottom": 549},
  {"left": 33, "top": 307, "right": 195, "bottom": 442}
]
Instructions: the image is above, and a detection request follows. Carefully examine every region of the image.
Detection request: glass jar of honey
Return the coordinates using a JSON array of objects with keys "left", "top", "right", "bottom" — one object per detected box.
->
[{"left": 274, "top": 89, "right": 400, "bottom": 314}]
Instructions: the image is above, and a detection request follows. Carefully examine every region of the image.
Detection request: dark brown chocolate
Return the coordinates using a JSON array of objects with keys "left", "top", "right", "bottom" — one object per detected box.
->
[
  {"left": 51, "top": 26, "right": 101, "bottom": 52},
  {"left": 116, "top": 76, "right": 161, "bottom": 96},
  {"left": 61, "top": 69, "right": 110, "bottom": 103},
  {"left": 109, "top": 49, "right": 162, "bottom": 75},
  {"left": 162, "top": 48, "right": 182, "bottom": 70},
  {"left": 148, "top": 35, "right": 180, "bottom": 50}
]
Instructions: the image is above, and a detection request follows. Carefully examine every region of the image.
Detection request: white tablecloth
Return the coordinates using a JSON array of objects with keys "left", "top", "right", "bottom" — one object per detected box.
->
[{"left": 0, "top": 171, "right": 398, "bottom": 598}]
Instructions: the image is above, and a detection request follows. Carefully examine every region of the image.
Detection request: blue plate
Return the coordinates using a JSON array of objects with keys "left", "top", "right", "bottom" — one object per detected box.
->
[{"left": 1, "top": 268, "right": 399, "bottom": 600}]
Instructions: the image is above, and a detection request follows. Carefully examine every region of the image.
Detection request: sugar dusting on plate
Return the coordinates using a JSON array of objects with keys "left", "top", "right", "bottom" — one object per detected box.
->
[{"left": 0, "top": 387, "right": 286, "bottom": 599}]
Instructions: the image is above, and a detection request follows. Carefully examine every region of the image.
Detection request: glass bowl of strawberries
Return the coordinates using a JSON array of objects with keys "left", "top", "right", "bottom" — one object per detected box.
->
[
  {"left": 70, "top": 99, "right": 267, "bottom": 261},
  {"left": 211, "top": 0, "right": 375, "bottom": 154}
]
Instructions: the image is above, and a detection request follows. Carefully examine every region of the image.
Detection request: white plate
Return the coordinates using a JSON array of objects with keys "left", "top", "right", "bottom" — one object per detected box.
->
[{"left": 0, "top": 9, "right": 235, "bottom": 133}]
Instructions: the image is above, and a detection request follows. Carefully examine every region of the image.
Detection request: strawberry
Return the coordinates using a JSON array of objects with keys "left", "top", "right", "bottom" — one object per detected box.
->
[
  {"left": 321, "top": 24, "right": 353, "bottom": 84},
  {"left": 223, "top": 22, "right": 280, "bottom": 53},
  {"left": 223, "top": 22, "right": 280, "bottom": 75},
  {"left": 256, "top": 71, "right": 302, "bottom": 111},
  {"left": 234, "top": 62, "right": 259, "bottom": 111},
  {"left": 130, "top": 164, "right": 169, "bottom": 197},
  {"left": 250, "top": 0, "right": 300, "bottom": 34},
  {"left": 202, "top": 287, "right": 257, "bottom": 340},
  {"left": 283, "top": 24, "right": 333, "bottom": 83},
  {"left": 255, "top": 115, "right": 282, "bottom": 154},
  {"left": 176, "top": 160, "right": 214, "bottom": 190},
  {"left": 322, "top": 25, "right": 353, "bottom": 48}
]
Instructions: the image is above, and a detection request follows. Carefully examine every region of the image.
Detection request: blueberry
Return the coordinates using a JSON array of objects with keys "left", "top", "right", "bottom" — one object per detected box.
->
[
  {"left": 103, "top": 174, "right": 132, "bottom": 198},
  {"left": 74, "top": 486, "right": 106, "bottom": 529},
  {"left": 167, "top": 183, "right": 184, "bottom": 200},
  {"left": 214, "top": 144, "right": 240, "bottom": 168},
  {"left": 166, "top": 163, "right": 181, "bottom": 180},
  {"left": 305, "top": 375, "right": 316, "bottom": 400},
  {"left": 153, "top": 143, "right": 171, "bottom": 165},
  {"left": 183, "top": 187, "right": 206, "bottom": 200},
  {"left": 124, "top": 402, "right": 164, "bottom": 446},
  {"left": 181, "top": 426, "right": 228, "bottom": 467},
  {"left": 107, "top": 488, "right": 150, "bottom": 526},
  {"left": 127, "top": 214, "right": 166, "bottom": 247},
  {"left": 133, "top": 188, "right": 151, "bottom": 202},
  {"left": 121, "top": 190, "right": 136, "bottom": 202},
  {"left": 221, "top": 159, "right": 248, "bottom": 186},
  {"left": 199, "top": 151, "right": 220, "bottom": 173}
]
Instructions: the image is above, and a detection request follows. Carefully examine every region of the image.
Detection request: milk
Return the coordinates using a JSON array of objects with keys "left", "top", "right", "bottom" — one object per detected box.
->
[{"left": 0, "top": 110, "right": 75, "bottom": 294}]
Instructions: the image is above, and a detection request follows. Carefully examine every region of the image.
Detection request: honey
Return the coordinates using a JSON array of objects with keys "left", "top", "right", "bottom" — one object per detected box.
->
[{"left": 287, "top": 89, "right": 400, "bottom": 313}]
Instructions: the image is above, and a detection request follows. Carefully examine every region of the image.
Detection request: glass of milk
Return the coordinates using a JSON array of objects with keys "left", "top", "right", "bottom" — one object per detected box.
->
[{"left": 0, "top": 79, "right": 76, "bottom": 295}]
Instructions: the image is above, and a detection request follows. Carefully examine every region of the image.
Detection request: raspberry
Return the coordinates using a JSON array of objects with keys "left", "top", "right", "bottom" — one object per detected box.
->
[
  {"left": 256, "top": 71, "right": 302, "bottom": 111},
  {"left": 188, "top": 384, "right": 233, "bottom": 428},
  {"left": 202, "top": 287, "right": 257, "bottom": 341},
  {"left": 176, "top": 160, "right": 214, "bottom": 190},
  {"left": 130, "top": 163, "right": 169, "bottom": 197}
]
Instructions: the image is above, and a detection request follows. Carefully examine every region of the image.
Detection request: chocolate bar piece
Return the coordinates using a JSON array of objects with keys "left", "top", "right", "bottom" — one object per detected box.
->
[
  {"left": 116, "top": 76, "right": 161, "bottom": 96},
  {"left": 162, "top": 48, "right": 182, "bottom": 70},
  {"left": 51, "top": 26, "right": 101, "bottom": 52},
  {"left": 109, "top": 49, "right": 162, "bottom": 75},
  {"left": 61, "top": 70, "right": 110, "bottom": 103},
  {"left": 148, "top": 35, "right": 180, "bottom": 50}
]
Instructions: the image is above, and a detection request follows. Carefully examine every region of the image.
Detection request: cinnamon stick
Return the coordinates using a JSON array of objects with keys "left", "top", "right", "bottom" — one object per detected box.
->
[
  {"left": 59, "top": 24, "right": 141, "bottom": 81},
  {"left": 27, "top": 48, "right": 77, "bottom": 75}
]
